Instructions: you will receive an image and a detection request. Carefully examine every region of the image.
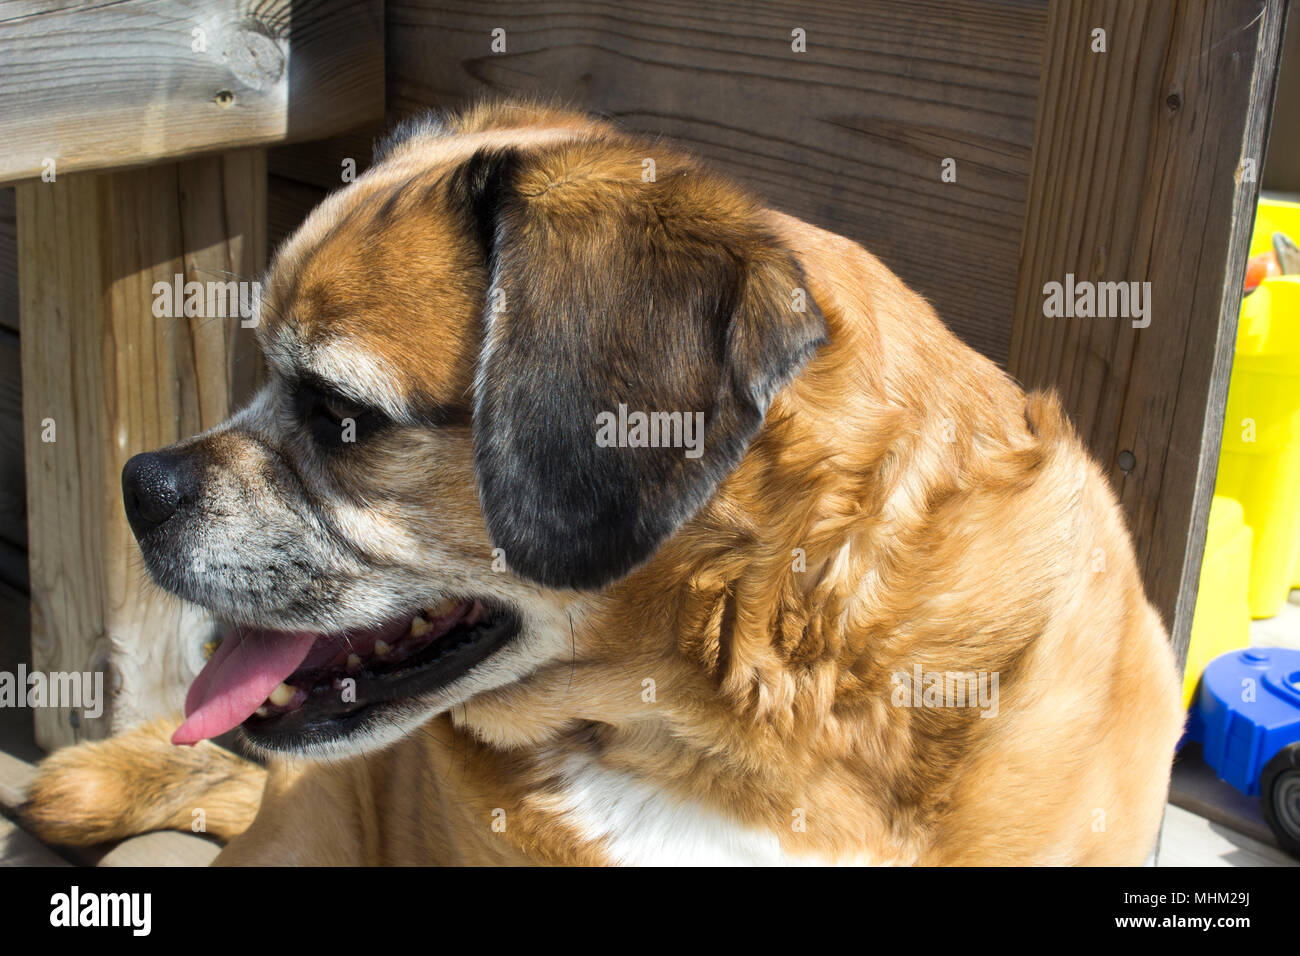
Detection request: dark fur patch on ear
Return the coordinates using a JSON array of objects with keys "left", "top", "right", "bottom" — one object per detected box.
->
[
  {"left": 463, "top": 139, "right": 827, "bottom": 590},
  {"left": 445, "top": 148, "right": 520, "bottom": 258}
]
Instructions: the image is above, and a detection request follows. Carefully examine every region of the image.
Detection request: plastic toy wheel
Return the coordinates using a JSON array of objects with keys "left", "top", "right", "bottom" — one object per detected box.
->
[{"left": 1261, "top": 742, "right": 1300, "bottom": 858}]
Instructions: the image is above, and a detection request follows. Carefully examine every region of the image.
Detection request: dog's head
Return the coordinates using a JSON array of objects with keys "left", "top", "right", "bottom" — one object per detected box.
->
[{"left": 122, "top": 103, "right": 826, "bottom": 757}]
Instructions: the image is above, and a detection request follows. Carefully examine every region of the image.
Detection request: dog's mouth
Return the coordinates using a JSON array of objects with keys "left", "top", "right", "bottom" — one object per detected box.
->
[{"left": 172, "top": 598, "right": 521, "bottom": 748}]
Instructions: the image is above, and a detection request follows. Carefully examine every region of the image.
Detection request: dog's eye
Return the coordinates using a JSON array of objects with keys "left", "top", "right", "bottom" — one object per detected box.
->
[
  {"left": 312, "top": 393, "right": 363, "bottom": 426},
  {"left": 294, "top": 381, "right": 384, "bottom": 448}
]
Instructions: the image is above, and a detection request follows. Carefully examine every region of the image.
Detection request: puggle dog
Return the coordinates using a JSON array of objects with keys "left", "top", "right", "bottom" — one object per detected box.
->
[{"left": 21, "top": 100, "right": 1184, "bottom": 865}]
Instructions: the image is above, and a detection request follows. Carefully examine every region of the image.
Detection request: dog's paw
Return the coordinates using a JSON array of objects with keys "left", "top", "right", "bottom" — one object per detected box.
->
[
  {"left": 19, "top": 728, "right": 162, "bottom": 846},
  {"left": 19, "top": 718, "right": 265, "bottom": 846}
]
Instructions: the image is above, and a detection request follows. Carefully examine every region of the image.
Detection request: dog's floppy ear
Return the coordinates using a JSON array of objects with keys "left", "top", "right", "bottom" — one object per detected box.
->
[{"left": 454, "top": 139, "right": 826, "bottom": 589}]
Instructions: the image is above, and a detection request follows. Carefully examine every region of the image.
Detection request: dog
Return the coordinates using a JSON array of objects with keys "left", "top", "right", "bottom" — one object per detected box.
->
[{"left": 20, "top": 100, "right": 1184, "bottom": 865}]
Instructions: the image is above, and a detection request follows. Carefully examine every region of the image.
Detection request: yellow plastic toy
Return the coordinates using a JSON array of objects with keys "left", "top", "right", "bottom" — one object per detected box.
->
[
  {"left": 1213, "top": 198, "right": 1300, "bottom": 618},
  {"left": 1184, "top": 497, "right": 1253, "bottom": 708}
]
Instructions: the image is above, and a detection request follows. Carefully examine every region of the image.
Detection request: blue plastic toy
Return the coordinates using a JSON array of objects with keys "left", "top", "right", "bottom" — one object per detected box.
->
[{"left": 1184, "top": 647, "right": 1300, "bottom": 856}]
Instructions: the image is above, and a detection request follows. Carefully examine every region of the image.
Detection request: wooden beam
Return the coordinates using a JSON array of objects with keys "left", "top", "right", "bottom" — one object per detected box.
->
[
  {"left": 0, "top": 329, "right": 24, "bottom": 555},
  {"left": 0, "top": 190, "right": 15, "bottom": 332},
  {"left": 1008, "top": 0, "right": 1287, "bottom": 666},
  {"left": 17, "top": 150, "right": 266, "bottom": 748},
  {"left": 1262, "top": 3, "right": 1300, "bottom": 191},
  {"left": 0, "top": 0, "right": 384, "bottom": 186}
]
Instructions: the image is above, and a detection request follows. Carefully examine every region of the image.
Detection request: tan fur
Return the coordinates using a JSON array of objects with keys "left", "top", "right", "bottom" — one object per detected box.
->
[
  {"left": 20, "top": 719, "right": 265, "bottom": 845},
  {"left": 21, "top": 101, "right": 1184, "bottom": 865}
]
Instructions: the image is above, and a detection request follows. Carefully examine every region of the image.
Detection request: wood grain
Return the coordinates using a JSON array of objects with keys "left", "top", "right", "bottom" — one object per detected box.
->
[
  {"left": 1008, "top": 0, "right": 1287, "bottom": 663},
  {"left": 0, "top": 190, "right": 15, "bottom": 333},
  {"left": 17, "top": 150, "right": 266, "bottom": 748},
  {"left": 0, "top": 191, "right": 22, "bottom": 564},
  {"left": 386, "top": 0, "right": 1049, "bottom": 364},
  {"left": 0, "top": 329, "right": 25, "bottom": 554},
  {"left": 0, "top": 575, "right": 37, "bottom": 765},
  {"left": 0, "top": 746, "right": 36, "bottom": 811},
  {"left": 268, "top": 175, "right": 327, "bottom": 257},
  {"left": 96, "top": 830, "right": 221, "bottom": 867},
  {"left": 0, "top": 0, "right": 384, "bottom": 185},
  {"left": 1262, "top": 5, "right": 1299, "bottom": 191},
  {"left": 268, "top": 127, "right": 382, "bottom": 193},
  {"left": 0, "top": 815, "right": 70, "bottom": 866}
]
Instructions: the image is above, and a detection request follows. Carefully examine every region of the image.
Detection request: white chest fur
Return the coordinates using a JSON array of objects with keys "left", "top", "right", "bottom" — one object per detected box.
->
[{"left": 552, "top": 754, "right": 893, "bottom": 866}]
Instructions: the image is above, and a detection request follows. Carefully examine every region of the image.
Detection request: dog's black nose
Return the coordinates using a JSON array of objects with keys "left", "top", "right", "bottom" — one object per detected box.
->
[{"left": 122, "top": 452, "right": 185, "bottom": 536}]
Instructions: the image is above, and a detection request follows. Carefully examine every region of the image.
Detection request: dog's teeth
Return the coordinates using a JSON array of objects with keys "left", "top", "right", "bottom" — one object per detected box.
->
[
  {"left": 374, "top": 640, "right": 391, "bottom": 657},
  {"left": 428, "top": 597, "right": 459, "bottom": 619},
  {"left": 255, "top": 706, "right": 270, "bottom": 718},
  {"left": 268, "top": 683, "right": 295, "bottom": 707},
  {"left": 347, "top": 653, "right": 362, "bottom": 673},
  {"left": 410, "top": 616, "right": 432, "bottom": 637}
]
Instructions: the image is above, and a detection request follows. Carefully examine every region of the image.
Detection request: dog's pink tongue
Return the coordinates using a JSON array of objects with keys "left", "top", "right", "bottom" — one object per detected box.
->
[{"left": 172, "top": 630, "right": 319, "bottom": 746}]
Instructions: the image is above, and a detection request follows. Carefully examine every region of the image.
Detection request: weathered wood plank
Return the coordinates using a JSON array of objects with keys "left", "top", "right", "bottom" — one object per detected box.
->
[
  {"left": 268, "top": 127, "right": 381, "bottom": 194},
  {"left": 0, "top": 329, "right": 24, "bottom": 553},
  {"left": 97, "top": 830, "right": 221, "bottom": 867},
  {"left": 1008, "top": 0, "right": 1287, "bottom": 663},
  {"left": 0, "top": 574, "right": 37, "bottom": 764},
  {"left": 387, "top": 0, "right": 1049, "bottom": 364},
  {"left": 0, "top": 0, "right": 384, "bottom": 186},
  {"left": 0, "top": 814, "right": 71, "bottom": 866},
  {"left": 1262, "top": 4, "right": 1299, "bottom": 190},
  {"left": 0, "top": 750, "right": 35, "bottom": 811},
  {"left": 0, "top": 188, "right": 19, "bottom": 554},
  {"left": 0, "top": 190, "right": 15, "bottom": 333},
  {"left": 17, "top": 150, "right": 266, "bottom": 748},
  {"left": 268, "top": 175, "right": 327, "bottom": 258}
]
